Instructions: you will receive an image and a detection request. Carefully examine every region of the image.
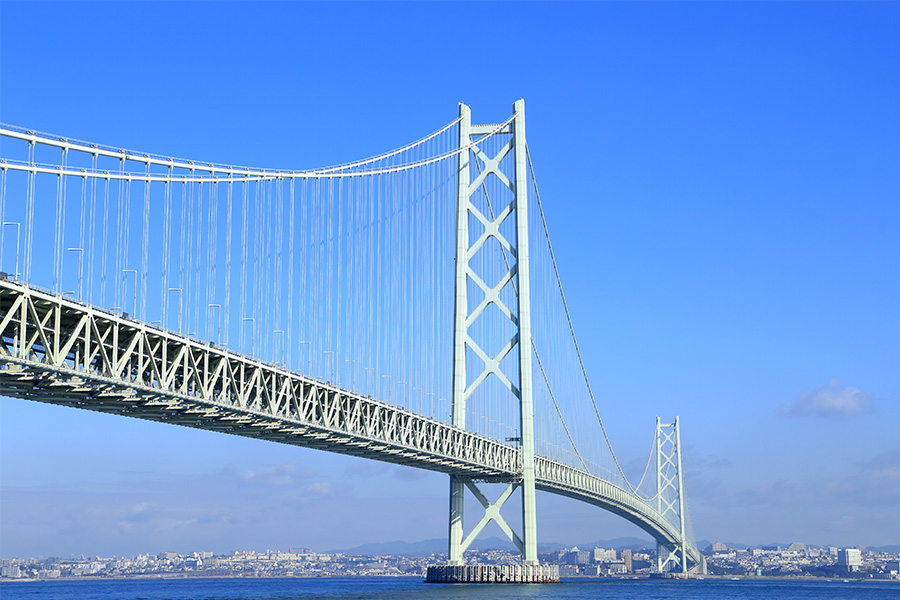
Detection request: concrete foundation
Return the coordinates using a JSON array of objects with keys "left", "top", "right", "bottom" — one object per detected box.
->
[{"left": 425, "top": 564, "right": 559, "bottom": 583}]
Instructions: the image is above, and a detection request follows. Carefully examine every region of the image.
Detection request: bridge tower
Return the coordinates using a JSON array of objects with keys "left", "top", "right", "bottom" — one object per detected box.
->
[
  {"left": 655, "top": 416, "right": 689, "bottom": 573},
  {"left": 447, "top": 99, "right": 540, "bottom": 569}
]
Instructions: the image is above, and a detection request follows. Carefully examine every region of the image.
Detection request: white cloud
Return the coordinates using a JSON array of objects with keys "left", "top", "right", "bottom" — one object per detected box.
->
[
  {"left": 741, "top": 446, "right": 900, "bottom": 509},
  {"left": 236, "top": 461, "right": 311, "bottom": 487},
  {"left": 779, "top": 379, "right": 874, "bottom": 418},
  {"left": 306, "top": 481, "right": 338, "bottom": 496}
]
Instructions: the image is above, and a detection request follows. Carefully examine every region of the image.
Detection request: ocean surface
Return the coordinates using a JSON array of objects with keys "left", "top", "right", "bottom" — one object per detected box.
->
[{"left": 1, "top": 576, "right": 897, "bottom": 600}]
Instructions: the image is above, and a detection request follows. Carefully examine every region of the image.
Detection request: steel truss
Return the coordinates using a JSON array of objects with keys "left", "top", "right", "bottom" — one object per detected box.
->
[{"left": 0, "top": 279, "right": 518, "bottom": 477}]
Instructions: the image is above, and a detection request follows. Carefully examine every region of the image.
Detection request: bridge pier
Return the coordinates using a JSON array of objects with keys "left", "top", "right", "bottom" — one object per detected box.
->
[{"left": 425, "top": 564, "right": 559, "bottom": 584}]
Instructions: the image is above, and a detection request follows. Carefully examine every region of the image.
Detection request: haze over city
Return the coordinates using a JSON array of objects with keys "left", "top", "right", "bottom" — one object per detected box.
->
[{"left": 1, "top": 1, "right": 897, "bottom": 560}]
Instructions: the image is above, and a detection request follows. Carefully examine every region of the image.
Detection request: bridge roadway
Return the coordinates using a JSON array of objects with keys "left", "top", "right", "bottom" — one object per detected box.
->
[{"left": 0, "top": 279, "right": 699, "bottom": 565}]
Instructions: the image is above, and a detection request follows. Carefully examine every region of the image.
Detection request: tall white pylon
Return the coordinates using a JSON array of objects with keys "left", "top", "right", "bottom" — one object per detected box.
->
[
  {"left": 448, "top": 99, "right": 538, "bottom": 566},
  {"left": 655, "top": 416, "right": 688, "bottom": 573}
]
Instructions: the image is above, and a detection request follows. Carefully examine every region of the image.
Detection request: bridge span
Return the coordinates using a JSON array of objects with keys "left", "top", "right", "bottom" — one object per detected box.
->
[
  {"left": 0, "top": 101, "right": 700, "bottom": 574},
  {"left": 0, "top": 278, "right": 700, "bottom": 567}
]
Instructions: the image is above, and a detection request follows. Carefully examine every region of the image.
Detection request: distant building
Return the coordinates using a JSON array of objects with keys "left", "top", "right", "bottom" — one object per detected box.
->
[
  {"left": 622, "top": 548, "right": 633, "bottom": 572},
  {"left": 608, "top": 561, "right": 627, "bottom": 574},
  {"left": 1, "top": 565, "right": 22, "bottom": 578},
  {"left": 594, "top": 548, "right": 617, "bottom": 563},
  {"left": 561, "top": 547, "right": 591, "bottom": 565},
  {"left": 837, "top": 548, "right": 862, "bottom": 571},
  {"left": 38, "top": 569, "right": 61, "bottom": 578},
  {"left": 559, "top": 565, "right": 580, "bottom": 576},
  {"left": 787, "top": 542, "right": 806, "bottom": 552},
  {"left": 711, "top": 542, "right": 728, "bottom": 553}
]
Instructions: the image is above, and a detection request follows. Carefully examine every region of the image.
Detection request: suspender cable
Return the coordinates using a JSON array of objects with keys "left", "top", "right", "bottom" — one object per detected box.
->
[
  {"left": 193, "top": 180, "right": 203, "bottom": 336},
  {"left": 124, "top": 175, "right": 132, "bottom": 312},
  {"left": 335, "top": 175, "right": 342, "bottom": 381},
  {"left": 239, "top": 179, "right": 249, "bottom": 352},
  {"left": 141, "top": 161, "right": 150, "bottom": 319},
  {"left": 0, "top": 166, "right": 6, "bottom": 273},
  {"left": 114, "top": 159, "right": 124, "bottom": 310},
  {"left": 53, "top": 148, "right": 63, "bottom": 293},
  {"left": 78, "top": 171, "right": 86, "bottom": 299},
  {"left": 87, "top": 153, "right": 98, "bottom": 304},
  {"left": 101, "top": 175, "right": 110, "bottom": 306},
  {"left": 162, "top": 166, "right": 172, "bottom": 327},
  {"left": 287, "top": 177, "right": 295, "bottom": 368},
  {"left": 225, "top": 175, "right": 233, "bottom": 348},
  {"left": 24, "top": 140, "right": 35, "bottom": 283}
]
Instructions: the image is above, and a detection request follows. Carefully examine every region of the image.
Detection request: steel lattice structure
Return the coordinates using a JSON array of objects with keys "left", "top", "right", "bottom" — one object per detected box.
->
[{"left": 0, "top": 280, "right": 518, "bottom": 477}]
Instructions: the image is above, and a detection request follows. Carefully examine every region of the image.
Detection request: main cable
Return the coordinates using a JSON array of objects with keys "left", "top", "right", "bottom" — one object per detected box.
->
[{"left": 526, "top": 143, "right": 636, "bottom": 492}]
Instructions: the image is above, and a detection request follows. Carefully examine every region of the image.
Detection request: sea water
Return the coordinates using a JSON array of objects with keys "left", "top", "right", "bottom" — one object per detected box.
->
[{"left": 1, "top": 576, "right": 897, "bottom": 600}]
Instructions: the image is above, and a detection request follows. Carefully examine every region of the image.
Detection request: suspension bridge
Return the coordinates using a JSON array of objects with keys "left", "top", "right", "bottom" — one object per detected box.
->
[{"left": 0, "top": 100, "right": 701, "bottom": 581}]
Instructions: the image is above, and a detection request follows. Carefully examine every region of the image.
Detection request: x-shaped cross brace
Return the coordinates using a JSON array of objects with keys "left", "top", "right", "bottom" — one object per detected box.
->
[
  {"left": 458, "top": 480, "right": 525, "bottom": 554},
  {"left": 468, "top": 141, "right": 514, "bottom": 195}
]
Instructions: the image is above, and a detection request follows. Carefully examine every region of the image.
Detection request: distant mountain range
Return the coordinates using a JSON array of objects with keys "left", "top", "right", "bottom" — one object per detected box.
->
[
  {"left": 696, "top": 540, "right": 900, "bottom": 553},
  {"left": 330, "top": 537, "right": 900, "bottom": 557},
  {"left": 329, "top": 536, "right": 655, "bottom": 556}
]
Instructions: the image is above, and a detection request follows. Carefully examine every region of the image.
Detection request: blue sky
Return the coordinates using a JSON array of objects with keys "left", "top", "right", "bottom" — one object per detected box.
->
[{"left": 1, "top": 1, "right": 898, "bottom": 557}]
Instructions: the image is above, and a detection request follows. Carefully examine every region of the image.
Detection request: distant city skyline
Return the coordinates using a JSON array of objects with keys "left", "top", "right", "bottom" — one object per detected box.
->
[
  {"left": 3, "top": 537, "right": 898, "bottom": 582},
  {"left": 1, "top": 1, "right": 898, "bottom": 558},
  {"left": 5, "top": 534, "right": 899, "bottom": 562}
]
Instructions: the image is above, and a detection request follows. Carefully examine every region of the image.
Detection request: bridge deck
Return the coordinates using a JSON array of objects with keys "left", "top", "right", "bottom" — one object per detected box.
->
[{"left": 0, "top": 279, "right": 698, "bottom": 565}]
